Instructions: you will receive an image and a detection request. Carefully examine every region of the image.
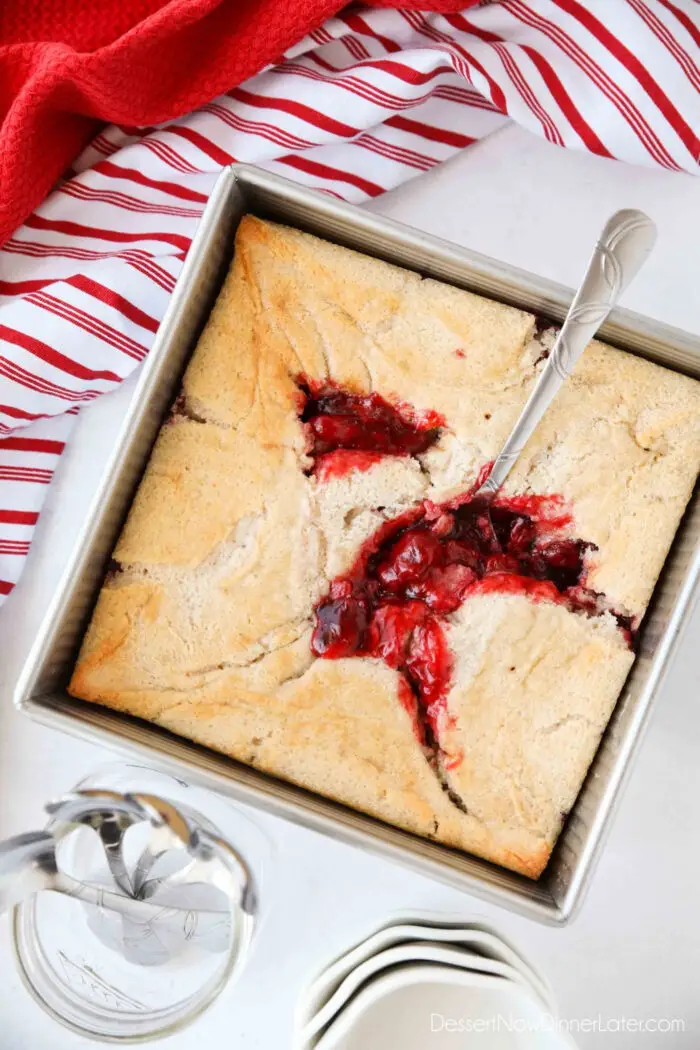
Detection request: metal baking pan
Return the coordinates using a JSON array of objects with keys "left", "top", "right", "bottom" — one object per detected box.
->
[{"left": 14, "top": 165, "right": 700, "bottom": 924}]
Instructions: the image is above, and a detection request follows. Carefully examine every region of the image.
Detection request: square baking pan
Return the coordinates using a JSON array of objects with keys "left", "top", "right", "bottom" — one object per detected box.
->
[{"left": 14, "top": 165, "right": 700, "bottom": 924}]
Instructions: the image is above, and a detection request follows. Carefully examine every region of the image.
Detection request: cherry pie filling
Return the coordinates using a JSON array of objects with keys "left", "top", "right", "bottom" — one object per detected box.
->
[
  {"left": 298, "top": 379, "right": 634, "bottom": 763},
  {"left": 298, "top": 377, "right": 444, "bottom": 481}
]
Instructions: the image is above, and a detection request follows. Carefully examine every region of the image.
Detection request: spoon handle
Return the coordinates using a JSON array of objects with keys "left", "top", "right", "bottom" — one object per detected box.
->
[
  {"left": 0, "top": 831, "right": 57, "bottom": 913},
  {"left": 476, "top": 208, "right": 657, "bottom": 499}
]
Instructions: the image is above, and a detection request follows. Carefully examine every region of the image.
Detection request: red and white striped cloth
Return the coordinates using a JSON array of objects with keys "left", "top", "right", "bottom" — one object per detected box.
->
[{"left": 0, "top": 1, "right": 698, "bottom": 606}]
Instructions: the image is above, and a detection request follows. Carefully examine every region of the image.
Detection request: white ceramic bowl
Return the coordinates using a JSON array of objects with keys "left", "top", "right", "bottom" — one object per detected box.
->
[
  {"left": 314, "top": 964, "right": 574, "bottom": 1050},
  {"left": 295, "top": 914, "right": 555, "bottom": 1036},
  {"left": 302, "top": 940, "right": 552, "bottom": 1041}
]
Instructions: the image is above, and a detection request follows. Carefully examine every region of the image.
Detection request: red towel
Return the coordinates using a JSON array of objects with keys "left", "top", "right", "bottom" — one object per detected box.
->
[{"left": 0, "top": 0, "right": 479, "bottom": 245}]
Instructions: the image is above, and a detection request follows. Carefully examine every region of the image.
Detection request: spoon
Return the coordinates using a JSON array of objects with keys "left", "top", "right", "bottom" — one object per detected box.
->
[
  {"left": 47, "top": 790, "right": 256, "bottom": 916},
  {"left": 474, "top": 208, "right": 657, "bottom": 502},
  {"left": 66, "top": 804, "right": 135, "bottom": 896},
  {"left": 0, "top": 829, "right": 227, "bottom": 919},
  {"left": 0, "top": 790, "right": 254, "bottom": 921}
]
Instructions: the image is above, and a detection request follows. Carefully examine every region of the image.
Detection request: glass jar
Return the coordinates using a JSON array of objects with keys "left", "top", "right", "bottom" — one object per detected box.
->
[{"left": 9, "top": 762, "right": 273, "bottom": 1042}]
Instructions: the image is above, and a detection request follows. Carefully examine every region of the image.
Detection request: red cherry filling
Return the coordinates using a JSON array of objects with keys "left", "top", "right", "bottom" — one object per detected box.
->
[
  {"left": 309, "top": 485, "right": 628, "bottom": 760},
  {"left": 314, "top": 450, "right": 385, "bottom": 483},
  {"left": 298, "top": 377, "right": 443, "bottom": 479},
  {"left": 405, "top": 618, "right": 451, "bottom": 713},
  {"left": 529, "top": 539, "right": 587, "bottom": 591},
  {"left": 408, "top": 564, "right": 478, "bottom": 614}
]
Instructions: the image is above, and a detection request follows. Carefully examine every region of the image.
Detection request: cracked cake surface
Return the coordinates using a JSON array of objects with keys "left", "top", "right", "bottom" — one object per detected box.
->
[{"left": 69, "top": 215, "right": 700, "bottom": 878}]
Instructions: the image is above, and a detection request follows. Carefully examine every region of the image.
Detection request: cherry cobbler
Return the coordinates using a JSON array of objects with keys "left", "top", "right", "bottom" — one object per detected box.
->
[{"left": 70, "top": 217, "right": 700, "bottom": 877}]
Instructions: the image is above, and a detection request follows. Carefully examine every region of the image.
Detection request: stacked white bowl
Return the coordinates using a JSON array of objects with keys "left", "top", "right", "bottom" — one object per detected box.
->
[{"left": 294, "top": 912, "right": 577, "bottom": 1050}]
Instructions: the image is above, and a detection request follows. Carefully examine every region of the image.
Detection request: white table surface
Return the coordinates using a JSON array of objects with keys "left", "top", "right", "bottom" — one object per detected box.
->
[{"left": 1, "top": 125, "right": 699, "bottom": 1048}]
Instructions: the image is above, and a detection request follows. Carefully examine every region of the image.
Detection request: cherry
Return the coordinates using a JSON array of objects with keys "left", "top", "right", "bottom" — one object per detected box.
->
[
  {"left": 444, "top": 539, "right": 482, "bottom": 572},
  {"left": 485, "top": 553, "right": 522, "bottom": 575},
  {"left": 367, "top": 601, "right": 427, "bottom": 667},
  {"left": 328, "top": 579, "right": 353, "bottom": 600},
  {"left": 406, "top": 619, "right": 452, "bottom": 711},
  {"left": 377, "top": 531, "right": 442, "bottom": 591},
  {"left": 307, "top": 414, "right": 357, "bottom": 447},
  {"left": 408, "top": 564, "right": 477, "bottom": 613},
  {"left": 530, "top": 539, "right": 587, "bottom": 591},
  {"left": 312, "top": 597, "right": 368, "bottom": 658},
  {"left": 534, "top": 539, "right": 583, "bottom": 570}
]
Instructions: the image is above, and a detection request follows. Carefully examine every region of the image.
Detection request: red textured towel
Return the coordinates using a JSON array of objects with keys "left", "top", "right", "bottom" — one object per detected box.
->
[{"left": 0, "top": 0, "right": 479, "bottom": 245}]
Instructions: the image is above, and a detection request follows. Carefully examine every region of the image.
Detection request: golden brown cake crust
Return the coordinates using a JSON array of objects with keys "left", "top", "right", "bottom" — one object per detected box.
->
[{"left": 69, "top": 216, "right": 700, "bottom": 879}]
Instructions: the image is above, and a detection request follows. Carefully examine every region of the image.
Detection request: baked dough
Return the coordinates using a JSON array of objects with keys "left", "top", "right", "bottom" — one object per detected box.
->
[{"left": 70, "top": 216, "right": 700, "bottom": 877}]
